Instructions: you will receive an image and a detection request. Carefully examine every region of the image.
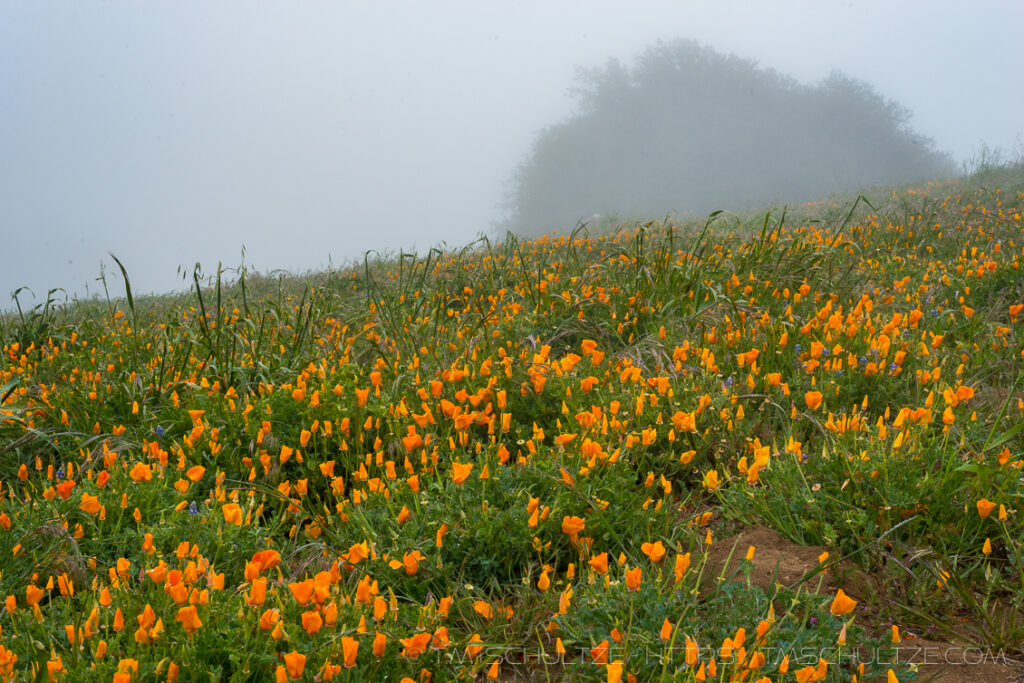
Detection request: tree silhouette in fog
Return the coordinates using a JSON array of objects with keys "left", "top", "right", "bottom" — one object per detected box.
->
[{"left": 505, "top": 39, "right": 955, "bottom": 235}]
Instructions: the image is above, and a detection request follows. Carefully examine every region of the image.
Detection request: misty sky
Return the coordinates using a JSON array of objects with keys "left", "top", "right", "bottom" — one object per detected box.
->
[{"left": 2, "top": 1, "right": 1022, "bottom": 305}]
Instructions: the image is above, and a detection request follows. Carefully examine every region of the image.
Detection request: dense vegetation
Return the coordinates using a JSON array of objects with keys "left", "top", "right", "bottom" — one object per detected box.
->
[
  {"left": 505, "top": 39, "right": 956, "bottom": 235},
  {"left": 1, "top": 163, "right": 1022, "bottom": 681}
]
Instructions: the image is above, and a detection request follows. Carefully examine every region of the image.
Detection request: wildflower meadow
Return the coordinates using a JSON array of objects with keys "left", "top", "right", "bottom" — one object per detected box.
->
[{"left": 1, "top": 165, "right": 1022, "bottom": 681}]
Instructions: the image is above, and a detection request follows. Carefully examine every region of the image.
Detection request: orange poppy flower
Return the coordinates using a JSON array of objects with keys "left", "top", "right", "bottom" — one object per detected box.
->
[
  {"left": 561, "top": 516, "right": 585, "bottom": 537},
  {"left": 288, "top": 579, "right": 315, "bottom": 606},
  {"left": 472, "top": 600, "right": 494, "bottom": 620},
  {"left": 342, "top": 636, "right": 359, "bottom": 668},
  {"left": 55, "top": 480, "right": 75, "bottom": 500},
  {"left": 259, "top": 609, "right": 280, "bottom": 631},
  {"left": 249, "top": 549, "right": 280, "bottom": 575},
  {"left": 26, "top": 585, "right": 44, "bottom": 607},
  {"left": 175, "top": 606, "right": 202, "bottom": 634},
  {"left": 342, "top": 542, "right": 370, "bottom": 566},
  {"left": 804, "top": 391, "right": 823, "bottom": 411},
  {"left": 283, "top": 651, "right": 306, "bottom": 680},
  {"left": 829, "top": 589, "right": 857, "bottom": 616},
  {"left": 674, "top": 553, "right": 691, "bottom": 583},
  {"left": 976, "top": 498, "right": 996, "bottom": 519},
  {"left": 301, "top": 610, "right": 323, "bottom": 635},
  {"left": 222, "top": 504, "right": 243, "bottom": 526},
  {"left": 400, "top": 632, "right": 432, "bottom": 659},
  {"left": 402, "top": 551, "right": 425, "bottom": 576},
  {"left": 80, "top": 493, "right": 101, "bottom": 516},
  {"left": 465, "top": 633, "right": 485, "bottom": 659},
  {"left": 641, "top": 541, "right": 666, "bottom": 563},
  {"left": 451, "top": 462, "right": 473, "bottom": 485},
  {"left": 373, "top": 631, "right": 387, "bottom": 658},
  {"left": 129, "top": 463, "right": 152, "bottom": 482},
  {"left": 247, "top": 578, "right": 267, "bottom": 606}
]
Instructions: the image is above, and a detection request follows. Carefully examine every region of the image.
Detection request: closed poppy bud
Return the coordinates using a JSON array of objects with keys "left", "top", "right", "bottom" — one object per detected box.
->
[{"left": 660, "top": 618, "right": 673, "bottom": 641}]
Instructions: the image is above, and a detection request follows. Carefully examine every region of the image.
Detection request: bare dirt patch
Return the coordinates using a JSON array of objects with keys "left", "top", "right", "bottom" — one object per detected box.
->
[
  {"left": 702, "top": 525, "right": 867, "bottom": 596},
  {"left": 703, "top": 525, "right": 1023, "bottom": 682}
]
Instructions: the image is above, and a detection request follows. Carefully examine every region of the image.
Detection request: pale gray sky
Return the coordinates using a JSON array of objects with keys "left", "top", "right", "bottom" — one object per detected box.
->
[{"left": 2, "top": 1, "right": 1022, "bottom": 303}]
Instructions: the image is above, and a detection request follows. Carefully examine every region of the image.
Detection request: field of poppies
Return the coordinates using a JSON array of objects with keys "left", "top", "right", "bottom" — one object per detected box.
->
[{"left": 1, "top": 165, "right": 1022, "bottom": 681}]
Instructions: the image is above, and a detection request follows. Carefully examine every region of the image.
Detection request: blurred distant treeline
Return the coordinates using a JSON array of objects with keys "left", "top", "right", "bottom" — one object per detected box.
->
[{"left": 504, "top": 39, "right": 956, "bottom": 234}]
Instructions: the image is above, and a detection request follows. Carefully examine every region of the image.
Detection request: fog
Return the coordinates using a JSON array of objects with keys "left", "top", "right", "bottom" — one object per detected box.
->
[
  {"left": 2, "top": 1, "right": 1022, "bottom": 305},
  {"left": 505, "top": 40, "right": 959, "bottom": 234}
]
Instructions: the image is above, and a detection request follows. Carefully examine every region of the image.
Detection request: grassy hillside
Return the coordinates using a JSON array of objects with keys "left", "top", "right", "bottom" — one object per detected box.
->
[{"left": 1, "top": 165, "right": 1022, "bottom": 681}]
